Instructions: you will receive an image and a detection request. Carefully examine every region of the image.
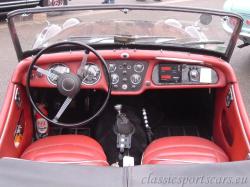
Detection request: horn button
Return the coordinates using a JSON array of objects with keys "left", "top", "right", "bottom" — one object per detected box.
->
[{"left": 57, "top": 73, "right": 81, "bottom": 98}]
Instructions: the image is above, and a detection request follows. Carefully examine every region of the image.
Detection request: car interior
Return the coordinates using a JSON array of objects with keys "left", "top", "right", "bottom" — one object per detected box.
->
[
  {"left": 0, "top": 5, "right": 249, "bottom": 168},
  {"left": 0, "top": 43, "right": 249, "bottom": 167}
]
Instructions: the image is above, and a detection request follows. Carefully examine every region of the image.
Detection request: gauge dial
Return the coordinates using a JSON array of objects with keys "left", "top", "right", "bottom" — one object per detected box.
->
[
  {"left": 47, "top": 64, "right": 70, "bottom": 85},
  {"left": 134, "top": 63, "right": 144, "bottom": 73},
  {"left": 111, "top": 73, "right": 119, "bottom": 85},
  {"left": 109, "top": 64, "right": 116, "bottom": 73},
  {"left": 130, "top": 74, "right": 142, "bottom": 85},
  {"left": 82, "top": 63, "right": 101, "bottom": 85}
]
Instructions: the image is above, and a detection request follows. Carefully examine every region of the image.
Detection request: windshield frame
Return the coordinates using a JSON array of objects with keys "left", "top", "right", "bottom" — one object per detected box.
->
[{"left": 7, "top": 4, "right": 243, "bottom": 62}]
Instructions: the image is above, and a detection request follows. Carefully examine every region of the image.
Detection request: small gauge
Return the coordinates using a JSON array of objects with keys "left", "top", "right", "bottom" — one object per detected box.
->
[
  {"left": 109, "top": 64, "right": 116, "bottom": 73},
  {"left": 111, "top": 73, "right": 119, "bottom": 85},
  {"left": 130, "top": 74, "right": 142, "bottom": 85},
  {"left": 47, "top": 64, "right": 70, "bottom": 85},
  {"left": 82, "top": 63, "right": 101, "bottom": 85},
  {"left": 134, "top": 63, "right": 144, "bottom": 73}
]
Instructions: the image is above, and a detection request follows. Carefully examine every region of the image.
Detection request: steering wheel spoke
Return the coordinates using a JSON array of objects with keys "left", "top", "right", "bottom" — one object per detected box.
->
[
  {"left": 34, "top": 65, "right": 60, "bottom": 81},
  {"left": 53, "top": 97, "right": 73, "bottom": 122},
  {"left": 77, "top": 50, "right": 90, "bottom": 79}
]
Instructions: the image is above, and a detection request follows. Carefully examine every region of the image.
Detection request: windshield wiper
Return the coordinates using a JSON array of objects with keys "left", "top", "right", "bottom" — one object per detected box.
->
[
  {"left": 67, "top": 36, "right": 114, "bottom": 44},
  {"left": 67, "top": 35, "right": 176, "bottom": 45},
  {"left": 113, "top": 35, "right": 176, "bottom": 44},
  {"left": 67, "top": 35, "right": 224, "bottom": 47},
  {"left": 181, "top": 40, "right": 225, "bottom": 46},
  {"left": 156, "top": 39, "right": 225, "bottom": 46}
]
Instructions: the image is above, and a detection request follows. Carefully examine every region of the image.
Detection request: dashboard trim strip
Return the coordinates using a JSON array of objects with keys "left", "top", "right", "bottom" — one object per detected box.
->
[{"left": 155, "top": 57, "right": 204, "bottom": 64}]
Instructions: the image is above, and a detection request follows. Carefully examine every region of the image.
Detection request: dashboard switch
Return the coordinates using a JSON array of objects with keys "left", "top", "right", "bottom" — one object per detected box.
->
[
  {"left": 189, "top": 69, "right": 200, "bottom": 82},
  {"left": 122, "top": 84, "right": 128, "bottom": 90}
]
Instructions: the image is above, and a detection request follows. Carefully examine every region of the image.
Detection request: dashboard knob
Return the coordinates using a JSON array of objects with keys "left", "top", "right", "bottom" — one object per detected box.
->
[
  {"left": 130, "top": 74, "right": 142, "bottom": 85},
  {"left": 189, "top": 69, "right": 199, "bottom": 82},
  {"left": 111, "top": 73, "right": 119, "bottom": 85},
  {"left": 122, "top": 84, "right": 128, "bottom": 90},
  {"left": 134, "top": 63, "right": 144, "bottom": 73}
]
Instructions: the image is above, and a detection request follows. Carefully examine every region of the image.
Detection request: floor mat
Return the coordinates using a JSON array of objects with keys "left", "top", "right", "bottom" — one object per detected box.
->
[
  {"left": 49, "top": 127, "right": 91, "bottom": 136},
  {"left": 154, "top": 125, "right": 200, "bottom": 138}
]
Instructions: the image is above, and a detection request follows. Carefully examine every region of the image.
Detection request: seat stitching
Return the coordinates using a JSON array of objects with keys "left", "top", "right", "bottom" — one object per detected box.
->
[
  {"left": 145, "top": 144, "right": 227, "bottom": 157},
  {"left": 31, "top": 152, "right": 105, "bottom": 161},
  {"left": 22, "top": 143, "right": 105, "bottom": 158}
]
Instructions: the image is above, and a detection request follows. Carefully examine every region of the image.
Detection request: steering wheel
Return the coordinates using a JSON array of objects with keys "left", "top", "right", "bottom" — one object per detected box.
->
[{"left": 26, "top": 41, "right": 111, "bottom": 127}]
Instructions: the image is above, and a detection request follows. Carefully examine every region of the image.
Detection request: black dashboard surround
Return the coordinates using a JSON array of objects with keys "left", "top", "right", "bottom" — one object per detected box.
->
[{"left": 107, "top": 60, "right": 148, "bottom": 91}]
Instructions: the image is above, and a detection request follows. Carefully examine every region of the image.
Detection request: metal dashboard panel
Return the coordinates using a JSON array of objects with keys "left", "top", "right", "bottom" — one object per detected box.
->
[{"left": 107, "top": 60, "right": 148, "bottom": 91}]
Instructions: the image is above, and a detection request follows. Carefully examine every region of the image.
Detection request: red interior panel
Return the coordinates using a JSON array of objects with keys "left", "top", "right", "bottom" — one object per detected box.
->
[
  {"left": 0, "top": 84, "right": 33, "bottom": 158},
  {"left": 213, "top": 85, "right": 250, "bottom": 161}
]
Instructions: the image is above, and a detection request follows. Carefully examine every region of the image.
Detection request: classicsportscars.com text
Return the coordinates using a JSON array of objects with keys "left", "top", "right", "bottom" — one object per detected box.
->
[{"left": 141, "top": 173, "right": 248, "bottom": 187}]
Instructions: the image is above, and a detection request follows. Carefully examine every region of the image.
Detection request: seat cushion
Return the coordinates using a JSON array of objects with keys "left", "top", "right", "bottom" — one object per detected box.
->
[
  {"left": 142, "top": 136, "right": 229, "bottom": 164},
  {"left": 21, "top": 135, "right": 108, "bottom": 166}
]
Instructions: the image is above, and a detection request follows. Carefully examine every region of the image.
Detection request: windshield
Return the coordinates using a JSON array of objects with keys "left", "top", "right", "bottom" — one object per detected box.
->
[{"left": 8, "top": 6, "right": 242, "bottom": 60}]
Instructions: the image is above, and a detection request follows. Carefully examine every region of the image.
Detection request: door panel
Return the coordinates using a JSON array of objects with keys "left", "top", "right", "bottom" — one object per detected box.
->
[
  {"left": 213, "top": 84, "right": 250, "bottom": 160},
  {"left": 0, "top": 83, "right": 33, "bottom": 158}
]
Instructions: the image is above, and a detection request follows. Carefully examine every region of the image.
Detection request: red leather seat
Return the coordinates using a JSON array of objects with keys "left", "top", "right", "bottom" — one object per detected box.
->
[
  {"left": 21, "top": 135, "right": 108, "bottom": 166},
  {"left": 142, "top": 136, "right": 229, "bottom": 164}
]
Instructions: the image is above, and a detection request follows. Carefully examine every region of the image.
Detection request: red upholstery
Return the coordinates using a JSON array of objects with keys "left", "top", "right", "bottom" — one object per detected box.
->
[
  {"left": 21, "top": 135, "right": 108, "bottom": 166},
  {"left": 142, "top": 136, "right": 229, "bottom": 165}
]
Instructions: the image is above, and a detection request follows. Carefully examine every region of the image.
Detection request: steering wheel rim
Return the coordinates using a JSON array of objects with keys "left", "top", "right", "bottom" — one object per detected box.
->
[{"left": 26, "top": 41, "right": 111, "bottom": 127}]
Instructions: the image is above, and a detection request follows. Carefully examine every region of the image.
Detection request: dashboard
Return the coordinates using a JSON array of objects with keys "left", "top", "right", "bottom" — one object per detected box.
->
[{"left": 22, "top": 50, "right": 226, "bottom": 95}]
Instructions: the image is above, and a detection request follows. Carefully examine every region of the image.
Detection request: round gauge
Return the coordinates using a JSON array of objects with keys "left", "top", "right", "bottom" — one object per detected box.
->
[
  {"left": 111, "top": 73, "right": 119, "bottom": 85},
  {"left": 82, "top": 63, "right": 101, "bottom": 85},
  {"left": 134, "top": 63, "right": 144, "bottom": 73},
  {"left": 130, "top": 74, "right": 142, "bottom": 85},
  {"left": 47, "top": 64, "right": 70, "bottom": 85},
  {"left": 109, "top": 64, "right": 116, "bottom": 73}
]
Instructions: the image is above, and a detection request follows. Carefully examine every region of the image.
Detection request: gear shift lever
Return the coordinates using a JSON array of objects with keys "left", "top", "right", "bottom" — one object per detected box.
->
[
  {"left": 113, "top": 104, "right": 135, "bottom": 153},
  {"left": 114, "top": 104, "right": 122, "bottom": 115},
  {"left": 114, "top": 104, "right": 134, "bottom": 136}
]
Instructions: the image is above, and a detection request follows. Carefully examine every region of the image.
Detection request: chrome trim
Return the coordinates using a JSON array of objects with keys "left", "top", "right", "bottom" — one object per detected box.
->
[
  {"left": 14, "top": 87, "right": 21, "bottom": 108},
  {"left": 155, "top": 57, "right": 204, "bottom": 64}
]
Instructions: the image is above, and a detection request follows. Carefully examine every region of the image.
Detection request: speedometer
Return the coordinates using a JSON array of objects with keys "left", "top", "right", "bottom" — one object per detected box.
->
[
  {"left": 47, "top": 64, "right": 70, "bottom": 85},
  {"left": 82, "top": 63, "right": 101, "bottom": 85}
]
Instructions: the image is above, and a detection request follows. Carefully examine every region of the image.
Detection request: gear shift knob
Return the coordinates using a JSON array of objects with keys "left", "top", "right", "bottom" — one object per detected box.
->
[{"left": 114, "top": 104, "right": 122, "bottom": 115}]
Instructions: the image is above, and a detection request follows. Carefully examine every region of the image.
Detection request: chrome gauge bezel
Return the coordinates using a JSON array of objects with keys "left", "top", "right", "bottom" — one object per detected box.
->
[
  {"left": 130, "top": 74, "right": 142, "bottom": 85},
  {"left": 81, "top": 63, "right": 101, "bottom": 86},
  {"left": 47, "top": 63, "right": 70, "bottom": 85},
  {"left": 134, "top": 63, "right": 145, "bottom": 73}
]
